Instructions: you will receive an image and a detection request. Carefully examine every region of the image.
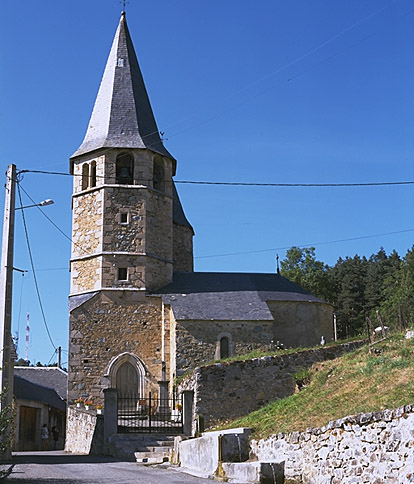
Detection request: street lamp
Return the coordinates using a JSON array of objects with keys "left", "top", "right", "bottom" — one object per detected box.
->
[
  {"left": 15, "top": 199, "right": 54, "bottom": 211},
  {"left": 0, "top": 164, "right": 54, "bottom": 461}
]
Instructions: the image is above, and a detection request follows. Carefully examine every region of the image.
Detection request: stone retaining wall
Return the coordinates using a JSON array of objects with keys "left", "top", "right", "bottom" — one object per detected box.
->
[
  {"left": 65, "top": 406, "right": 104, "bottom": 455},
  {"left": 250, "top": 404, "right": 414, "bottom": 484},
  {"left": 179, "top": 341, "right": 364, "bottom": 428}
]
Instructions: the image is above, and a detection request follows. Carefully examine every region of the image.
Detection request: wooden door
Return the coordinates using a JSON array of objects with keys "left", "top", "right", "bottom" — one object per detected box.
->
[
  {"left": 18, "top": 406, "right": 38, "bottom": 451},
  {"left": 116, "top": 361, "right": 139, "bottom": 398}
]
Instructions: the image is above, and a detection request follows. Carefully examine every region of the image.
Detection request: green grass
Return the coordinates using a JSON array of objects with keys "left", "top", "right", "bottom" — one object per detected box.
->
[
  {"left": 176, "top": 335, "right": 365, "bottom": 385},
  {"left": 214, "top": 333, "right": 414, "bottom": 439}
]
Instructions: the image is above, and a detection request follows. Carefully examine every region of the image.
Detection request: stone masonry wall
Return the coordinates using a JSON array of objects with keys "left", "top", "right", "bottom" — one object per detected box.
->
[
  {"left": 268, "top": 301, "right": 333, "bottom": 348},
  {"left": 173, "top": 223, "right": 194, "bottom": 272},
  {"left": 146, "top": 189, "right": 173, "bottom": 262},
  {"left": 71, "top": 257, "right": 101, "bottom": 294},
  {"left": 71, "top": 189, "right": 103, "bottom": 259},
  {"left": 65, "top": 406, "right": 104, "bottom": 455},
  {"left": 102, "top": 187, "right": 145, "bottom": 253},
  {"left": 175, "top": 300, "right": 333, "bottom": 375},
  {"left": 178, "top": 341, "right": 364, "bottom": 428},
  {"left": 101, "top": 254, "right": 145, "bottom": 289},
  {"left": 250, "top": 404, "right": 414, "bottom": 484},
  {"left": 176, "top": 320, "right": 273, "bottom": 375},
  {"left": 68, "top": 291, "right": 168, "bottom": 405}
]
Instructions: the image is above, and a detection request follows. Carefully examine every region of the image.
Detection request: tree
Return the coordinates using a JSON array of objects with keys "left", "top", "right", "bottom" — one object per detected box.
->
[
  {"left": 331, "top": 255, "right": 368, "bottom": 338},
  {"left": 280, "top": 247, "right": 334, "bottom": 303},
  {"left": 365, "top": 248, "right": 401, "bottom": 314},
  {"left": 380, "top": 246, "right": 414, "bottom": 329}
]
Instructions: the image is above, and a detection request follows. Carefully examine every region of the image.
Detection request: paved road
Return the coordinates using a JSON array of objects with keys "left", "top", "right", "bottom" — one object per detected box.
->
[{"left": 6, "top": 451, "right": 209, "bottom": 484}]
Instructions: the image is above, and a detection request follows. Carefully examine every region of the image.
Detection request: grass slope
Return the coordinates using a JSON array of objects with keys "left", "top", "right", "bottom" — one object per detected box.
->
[{"left": 218, "top": 333, "right": 414, "bottom": 439}]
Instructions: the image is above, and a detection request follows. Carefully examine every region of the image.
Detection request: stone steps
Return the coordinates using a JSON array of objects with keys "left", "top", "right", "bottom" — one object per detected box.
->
[
  {"left": 134, "top": 450, "right": 171, "bottom": 464},
  {"left": 107, "top": 434, "right": 176, "bottom": 463},
  {"left": 134, "top": 437, "right": 174, "bottom": 465}
]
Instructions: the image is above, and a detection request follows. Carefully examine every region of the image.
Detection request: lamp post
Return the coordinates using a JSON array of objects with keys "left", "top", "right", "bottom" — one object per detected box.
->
[{"left": 0, "top": 164, "right": 54, "bottom": 461}]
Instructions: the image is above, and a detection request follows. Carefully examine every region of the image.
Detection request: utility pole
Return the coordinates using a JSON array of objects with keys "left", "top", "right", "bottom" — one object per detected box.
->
[{"left": 0, "top": 164, "right": 16, "bottom": 462}]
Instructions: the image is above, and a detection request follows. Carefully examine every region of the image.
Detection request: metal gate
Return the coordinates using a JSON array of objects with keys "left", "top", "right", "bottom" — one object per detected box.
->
[{"left": 117, "top": 392, "right": 183, "bottom": 434}]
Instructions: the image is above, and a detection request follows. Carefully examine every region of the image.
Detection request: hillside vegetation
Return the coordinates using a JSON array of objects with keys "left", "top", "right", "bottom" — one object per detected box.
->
[
  {"left": 219, "top": 332, "right": 414, "bottom": 439},
  {"left": 280, "top": 246, "right": 414, "bottom": 339}
]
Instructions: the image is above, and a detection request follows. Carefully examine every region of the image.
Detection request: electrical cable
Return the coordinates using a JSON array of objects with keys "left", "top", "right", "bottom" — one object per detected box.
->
[
  {"left": 16, "top": 170, "right": 414, "bottom": 187},
  {"left": 16, "top": 181, "right": 57, "bottom": 351},
  {"left": 195, "top": 229, "right": 414, "bottom": 259},
  {"left": 47, "top": 349, "right": 58, "bottom": 366},
  {"left": 17, "top": 182, "right": 92, "bottom": 257}
]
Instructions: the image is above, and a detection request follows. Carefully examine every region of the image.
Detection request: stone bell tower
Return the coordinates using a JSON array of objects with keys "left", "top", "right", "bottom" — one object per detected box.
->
[{"left": 67, "top": 12, "right": 193, "bottom": 404}]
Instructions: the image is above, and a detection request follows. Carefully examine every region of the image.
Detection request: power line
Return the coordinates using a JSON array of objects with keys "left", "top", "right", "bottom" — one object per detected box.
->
[
  {"left": 18, "top": 182, "right": 92, "bottom": 257},
  {"left": 175, "top": 180, "right": 414, "bottom": 188},
  {"left": 195, "top": 229, "right": 414, "bottom": 259},
  {"left": 16, "top": 182, "right": 57, "bottom": 351},
  {"left": 47, "top": 349, "right": 58, "bottom": 366},
  {"left": 16, "top": 169, "right": 414, "bottom": 187}
]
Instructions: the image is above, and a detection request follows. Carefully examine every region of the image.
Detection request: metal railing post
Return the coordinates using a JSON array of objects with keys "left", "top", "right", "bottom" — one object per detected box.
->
[{"left": 148, "top": 392, "right": 152, "bottom": 433}]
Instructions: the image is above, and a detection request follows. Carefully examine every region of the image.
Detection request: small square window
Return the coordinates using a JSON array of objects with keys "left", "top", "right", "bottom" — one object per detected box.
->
[
  {"left": 118, "top": 268, "right": 128, "bottom": 281},
  {"left": 120, "top": 213, "right": 128, "bottom": 224}
]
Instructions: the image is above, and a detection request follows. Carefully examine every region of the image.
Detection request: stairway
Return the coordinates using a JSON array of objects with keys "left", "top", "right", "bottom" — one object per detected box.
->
[{"left": 107, "top": 434, "right": 176, "bottom": 463}]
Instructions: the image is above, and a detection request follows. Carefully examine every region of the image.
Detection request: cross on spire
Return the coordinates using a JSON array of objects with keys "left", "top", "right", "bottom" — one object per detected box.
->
[{"left": 120, "top": 0, "right": 129, "bottom": 11}]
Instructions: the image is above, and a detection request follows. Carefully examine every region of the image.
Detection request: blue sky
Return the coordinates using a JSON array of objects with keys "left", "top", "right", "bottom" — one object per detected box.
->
[{"left": 1, "top": 0, "right": 413, "bottom": 365}]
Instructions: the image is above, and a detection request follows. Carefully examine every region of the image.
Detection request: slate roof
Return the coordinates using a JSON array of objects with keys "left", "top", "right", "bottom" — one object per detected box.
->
[
  {"left": 153, "top": 272, "right": 327, "bottom": 321},
  {"left": 173, "top": 182, "right": 193, "bottom": 230},
  {"left": 69, "top": 291, "right": 98, "bottom": 312},
  {"left": 14, "top": 375, "right": 66, "bottom": 412},
  {"left": 71, "top": 12, "right": 173, "bottom": 162},
  {"left": 14, "top": 367, "right": 68, "bottom": 401}
]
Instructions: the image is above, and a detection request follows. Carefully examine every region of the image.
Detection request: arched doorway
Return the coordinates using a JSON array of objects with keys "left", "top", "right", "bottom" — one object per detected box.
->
[
  {"left": 116, "top": 361, "right": 139, "bottom": 398},
  {"left": 106, "top": 352, "right": 146, "bottom": 398}
]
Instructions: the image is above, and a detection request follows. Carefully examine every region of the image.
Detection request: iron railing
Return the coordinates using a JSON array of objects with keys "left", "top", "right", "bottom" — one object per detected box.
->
[{"left": 117, "top": 392, "right": 183, "bottom": 434}]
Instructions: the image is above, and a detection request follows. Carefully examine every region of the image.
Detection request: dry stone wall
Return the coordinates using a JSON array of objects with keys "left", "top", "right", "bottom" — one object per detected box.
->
[
  {"left": 250, "top": 404, "right": 414, "bottom": 484},
  {"left": 178, "top": 341, "right": 364, "bottom": 428}
]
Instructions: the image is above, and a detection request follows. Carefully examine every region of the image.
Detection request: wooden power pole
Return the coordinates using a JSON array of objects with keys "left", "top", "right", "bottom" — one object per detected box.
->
[{"left": 0, "top": 164, "right": 16, "bottom": 461}]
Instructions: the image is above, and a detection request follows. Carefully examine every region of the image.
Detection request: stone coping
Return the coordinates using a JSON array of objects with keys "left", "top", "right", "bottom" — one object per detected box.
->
[{"left": 265, "top": 403, "right": 414, "bottom": 443}]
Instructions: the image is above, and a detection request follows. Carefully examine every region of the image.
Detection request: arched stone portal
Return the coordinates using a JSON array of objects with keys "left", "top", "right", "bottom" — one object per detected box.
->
[{"left": 105, "top": 352, "right": 147, "bottom": 398}]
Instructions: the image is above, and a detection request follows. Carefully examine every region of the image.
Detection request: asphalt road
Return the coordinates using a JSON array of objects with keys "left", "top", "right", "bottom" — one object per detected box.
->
[{"left": 6, "top": 451, "right": 210, "bottom": 484}]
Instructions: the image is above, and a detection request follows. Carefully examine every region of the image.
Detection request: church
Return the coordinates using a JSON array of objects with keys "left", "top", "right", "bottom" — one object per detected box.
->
[{"left": 67, "top": 12, "right": 333, "bottom": 405}]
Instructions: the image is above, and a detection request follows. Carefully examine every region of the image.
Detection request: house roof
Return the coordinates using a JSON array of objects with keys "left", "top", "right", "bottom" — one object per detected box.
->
[
  {"left": 153, "top": 271, "right": 327, "bottom": 321},
  {"left": 14, "top": 367, "right": 67, "bottom": 401},
  {"left": 71, "top": 12, "right": 173, "bottom": 162},
  {"left": 14, "top": 375, "right": 66, "bottom": 412}
]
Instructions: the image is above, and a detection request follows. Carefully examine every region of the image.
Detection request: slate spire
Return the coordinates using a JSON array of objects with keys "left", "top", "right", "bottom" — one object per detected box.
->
[{"left": 71, "top": 12, "right": 173, "bottom": 160}]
